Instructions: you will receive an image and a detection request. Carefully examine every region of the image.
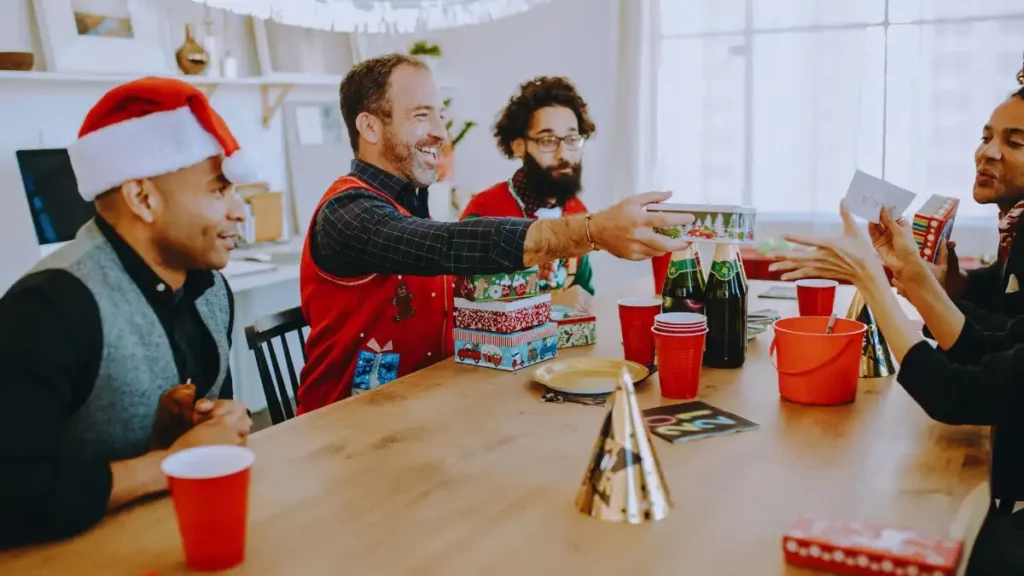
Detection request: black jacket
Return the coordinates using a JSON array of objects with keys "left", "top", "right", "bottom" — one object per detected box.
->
[{"left": 959, "top": 235, "right": 1024, "bottom": 330}]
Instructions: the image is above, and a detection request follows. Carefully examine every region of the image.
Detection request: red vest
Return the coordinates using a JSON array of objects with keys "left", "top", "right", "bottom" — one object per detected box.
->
[{"left": 297, "top": 176, "right": 453, "bottom": 414}]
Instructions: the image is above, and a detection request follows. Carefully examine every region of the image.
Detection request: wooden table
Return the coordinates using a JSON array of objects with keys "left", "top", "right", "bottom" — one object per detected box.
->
[{"left": 0, "top": 280, "right": 990, "bottom": 575}]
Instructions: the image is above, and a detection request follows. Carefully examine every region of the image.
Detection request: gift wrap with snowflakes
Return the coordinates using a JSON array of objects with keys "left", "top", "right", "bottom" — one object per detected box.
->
[
  {"left": 454, "top": 323, "right": 558, "bottom": 371},
  {"left": 454, "top": 294, "right": 551, "bottom": 333},
  {"left": 782, "top": 516, "right": 962, "bottom": 576},
  {"left": 647, "top": 203, "right": 757, "bottom": 244},
  {"left": 454, "top": 267, "right": 540, "bottom": 302},
  {"left": 352, "top": 339, "right": 400, "bottom": 395},
  {"left": 550, "top": 304, "right": 597, "bottom": 348}
]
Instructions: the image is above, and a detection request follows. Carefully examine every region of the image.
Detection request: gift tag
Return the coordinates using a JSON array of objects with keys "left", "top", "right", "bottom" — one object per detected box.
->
[{"left": 843, "top": 170, "right": 916, "bottom": 223}]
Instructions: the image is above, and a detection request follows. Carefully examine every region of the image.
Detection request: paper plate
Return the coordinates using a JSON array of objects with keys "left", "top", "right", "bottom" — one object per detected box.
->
[{"left": 534, "top": 358, "right": 650, "bottom": 395}]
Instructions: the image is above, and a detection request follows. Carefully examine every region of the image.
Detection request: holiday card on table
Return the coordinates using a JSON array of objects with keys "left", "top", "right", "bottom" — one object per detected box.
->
[
  {"left": 647, "top": 203, "right": 757, "bottom": 244},
  {"left": 912, "top": 195, "right": 959, "bottom": 263},
  {"left": 642, "top": 401, "right": 759, "bottom": 444},
  {"left": 782, "top": 516, "right": 962, "bottom": 576}
]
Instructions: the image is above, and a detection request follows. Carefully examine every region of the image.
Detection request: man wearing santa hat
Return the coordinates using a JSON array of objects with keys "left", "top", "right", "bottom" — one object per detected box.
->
[{"left": 0, "top": 77, "right": 254, "bottom": 548}]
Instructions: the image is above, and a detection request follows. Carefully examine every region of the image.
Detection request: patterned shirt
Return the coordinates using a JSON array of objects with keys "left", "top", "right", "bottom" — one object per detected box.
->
[{"left": 312, "top": 160, "right": 534, "bottom": 278}]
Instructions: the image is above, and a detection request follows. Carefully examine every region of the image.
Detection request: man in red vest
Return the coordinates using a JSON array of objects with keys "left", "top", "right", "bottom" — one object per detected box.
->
[
  {"left": 298, "top": 54, "right": 694, "bottom": 413},
  {"left": 461, "top": 77, "right": 596, "bottom": 304}
]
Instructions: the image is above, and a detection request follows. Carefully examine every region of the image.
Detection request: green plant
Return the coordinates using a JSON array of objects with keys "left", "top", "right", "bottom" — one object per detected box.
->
[
  {"left": 409, "top": 41, "right": 442, "bottom": 57},
  {"left": 443, "top": 97, "right": 476, "bottom": 148}
]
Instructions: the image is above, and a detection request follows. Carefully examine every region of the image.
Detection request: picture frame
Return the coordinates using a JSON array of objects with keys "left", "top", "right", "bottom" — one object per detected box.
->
[{"left": 33, "top": 0, "right": 174, "bottom": 74}]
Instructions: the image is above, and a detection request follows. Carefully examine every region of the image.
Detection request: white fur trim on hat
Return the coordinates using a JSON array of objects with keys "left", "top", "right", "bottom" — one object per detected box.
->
[
  {"left": 221, "top": 148, "right": 259, "bottom": 185},
  {"left": 68, "top": 106, "right": 222, "bottom": 201}
]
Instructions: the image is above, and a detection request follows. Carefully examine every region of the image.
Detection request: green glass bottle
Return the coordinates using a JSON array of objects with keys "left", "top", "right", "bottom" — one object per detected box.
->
[
  {"left": 704, "top": 243, "right": 747, "bottom": 368},
  {"left": 661, "top": 245, "right": 706, "bottom": 314}
]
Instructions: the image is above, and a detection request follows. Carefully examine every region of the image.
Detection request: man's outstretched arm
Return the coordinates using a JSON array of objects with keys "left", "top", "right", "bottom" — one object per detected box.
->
[{"left": 314, "top": 191, "right": 693, "bottom": 278}]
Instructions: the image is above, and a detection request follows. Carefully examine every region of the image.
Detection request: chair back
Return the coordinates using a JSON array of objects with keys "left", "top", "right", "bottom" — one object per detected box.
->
[{"left": 244, "top": 306, "right": 308, "bottom": 425}]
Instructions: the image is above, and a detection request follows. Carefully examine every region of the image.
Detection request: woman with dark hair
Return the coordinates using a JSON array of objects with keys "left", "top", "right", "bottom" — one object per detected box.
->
[{"left": 768, "top": 76, "right": 1024, "bottom": 573}]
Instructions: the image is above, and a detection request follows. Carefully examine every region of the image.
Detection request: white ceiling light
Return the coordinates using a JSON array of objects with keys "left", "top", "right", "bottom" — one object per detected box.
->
[{"left": 191, "top": 0, "right": 555, "bottom": 34}]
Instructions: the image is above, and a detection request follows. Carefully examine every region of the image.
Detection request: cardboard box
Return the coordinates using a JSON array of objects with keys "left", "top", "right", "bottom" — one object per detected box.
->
[
  {"left": 551, "top": 304, "right": 597, "bottom": 348},
  {"left": 782, "top": 516, "right": 962, "bottom": 576},
  {"left": 248, "top": 191, "right": 284, "bottom": 243},
  {"left": 912, "top": 195, "right": 959, "bottom": 263},
  {"left": 454, "top": 323, "right": 558, "bottom": 371},
  {"left": 454, "top": 267, "right": 540, "bottom": 302},
  {"left": 647, "top": 203, "right": 756, "bottom": 244},
  {"left": 453, "top": 294, "right": 551, "bottom": 334}
]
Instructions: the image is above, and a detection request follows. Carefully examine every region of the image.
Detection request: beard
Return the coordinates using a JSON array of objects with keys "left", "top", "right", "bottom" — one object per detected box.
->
[
  {"left": 381, "top": 126, "right": 439, "bottom": 188},
  {"left": 522, "top": 152, "right": 582, "bottom": 206}
]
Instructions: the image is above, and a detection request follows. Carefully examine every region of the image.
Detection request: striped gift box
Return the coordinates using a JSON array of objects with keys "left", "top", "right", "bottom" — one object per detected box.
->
[
  {"left": 453, "top": 294, "right": 552, "bottom": 333},
  {"left": 911, "top": 195, "right": 958, "bottom": 263},
  {"left": 454, "top": 323, "right": 559, "bottom": 371}
]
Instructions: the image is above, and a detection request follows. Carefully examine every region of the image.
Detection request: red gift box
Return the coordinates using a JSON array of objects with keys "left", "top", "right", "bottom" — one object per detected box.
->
[
  {"left": 912, "top": 195, "right": 959, "bottom": 264},
  {"left": 453, "top": 294, "right": 551, "bottom": 334},
  {"left": 782, "top": 516, "right": 962, "bottom": 576}
]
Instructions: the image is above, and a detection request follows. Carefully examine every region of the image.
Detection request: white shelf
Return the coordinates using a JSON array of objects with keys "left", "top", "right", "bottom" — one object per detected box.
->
[{"left": 0, "top": 69, "right": 344, "bottom": 87}]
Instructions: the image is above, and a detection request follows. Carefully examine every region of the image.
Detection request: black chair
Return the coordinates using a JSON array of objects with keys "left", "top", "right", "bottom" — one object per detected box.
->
[{"left": 245, "top": 306, "right": 308, "bottom": 425}]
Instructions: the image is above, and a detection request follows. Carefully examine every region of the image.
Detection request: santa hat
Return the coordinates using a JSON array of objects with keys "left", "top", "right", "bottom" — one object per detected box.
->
[{"left": 68, "top": 76, "right": 259, "bottom": 201}]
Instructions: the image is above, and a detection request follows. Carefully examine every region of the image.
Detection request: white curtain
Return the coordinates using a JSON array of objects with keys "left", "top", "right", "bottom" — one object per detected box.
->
[
  {"left": 651, "top": 0, "right": 1022, "bottom": 254},
  {"left": 610, "top": 0, "right": 661, "bottom": 202}
]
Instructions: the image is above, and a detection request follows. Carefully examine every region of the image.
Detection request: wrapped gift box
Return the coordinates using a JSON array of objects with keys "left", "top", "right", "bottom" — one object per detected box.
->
[
  {"left": 912, "top": 195, "right": 959, "bottom": 263},
  {"left": 454, "top": 294, "right": 551, "bottom": 334},
  {"left": 551, "top": 304, "right": 597, "bottom": 348},
  {"left": 454, "top": 267, "right": 540, "bottom": 303},
  {"left": 454, "top": 323, "right": 558, "bottom": 371},
  {"left": 782, "top": 516, "right": 962, "bottom": 576},
  {"left": 647, "top": 203, "right": 757, "bottom": 244}
]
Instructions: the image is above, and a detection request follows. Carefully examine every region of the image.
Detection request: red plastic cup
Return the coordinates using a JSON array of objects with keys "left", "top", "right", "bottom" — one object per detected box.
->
[
  {"left": 618, "top": 297, "right": 663, "bottom": 365},
  {"left": 652, "top": 327, "right": 707, "bottom": 399},
  {"left": 655, "top": 312, "right": 706, "bottom": 326},
  {"left": 654, "top": 325, "right": 708, "bottom": 335},
  {"left": 162, "top": 446, "right": 256, "bottom": 571},
  {"left": 651, "top": 252, "right": 672, "bottom": 296},
  {"left": 795, "top": 279, "right": 839, "bottom": 316}
]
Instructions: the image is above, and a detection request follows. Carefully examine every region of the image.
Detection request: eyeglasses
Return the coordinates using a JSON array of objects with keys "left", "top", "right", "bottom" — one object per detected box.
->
[{"left": 526, "top": 134, "right": 586, "bottom": 153}]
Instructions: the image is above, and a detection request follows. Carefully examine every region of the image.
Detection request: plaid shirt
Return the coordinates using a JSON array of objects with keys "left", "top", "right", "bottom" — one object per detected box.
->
[{"left": 312, "top": 160, "right": 533, "bottom": 278}]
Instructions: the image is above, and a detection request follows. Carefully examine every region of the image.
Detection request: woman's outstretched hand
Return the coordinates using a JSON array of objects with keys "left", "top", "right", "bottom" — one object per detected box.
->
[{"left": 768, "top": 201, "right": 888, "bottom": 288}]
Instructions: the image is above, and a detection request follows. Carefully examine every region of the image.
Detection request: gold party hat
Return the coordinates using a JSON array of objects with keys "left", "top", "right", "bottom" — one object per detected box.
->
[
  {"left": 575, "top": 367, "right": 672, "bottom": 523},
  {"left": 846, "top": 290, "right": 898, "bottom": 378}
]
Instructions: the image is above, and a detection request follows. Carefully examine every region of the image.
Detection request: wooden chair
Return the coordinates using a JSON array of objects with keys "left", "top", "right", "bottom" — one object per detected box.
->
[{"left": 244, "top": 307, "right": 308, "bottom": 425}]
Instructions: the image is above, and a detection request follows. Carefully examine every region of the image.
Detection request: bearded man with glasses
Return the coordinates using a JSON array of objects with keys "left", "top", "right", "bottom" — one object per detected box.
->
[{"left": 461, "top": 77, "right": 597, "bottom": 301}]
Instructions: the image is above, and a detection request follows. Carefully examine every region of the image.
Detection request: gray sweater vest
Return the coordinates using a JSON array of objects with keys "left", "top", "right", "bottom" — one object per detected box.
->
[{"left": 30, "top": 220, "right": 230, "bottom": 462}]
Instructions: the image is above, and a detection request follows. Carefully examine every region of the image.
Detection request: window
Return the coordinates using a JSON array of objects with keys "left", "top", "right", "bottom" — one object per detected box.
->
[{"left": 656, "top": 0, "right": 1024, "bottom": 220}]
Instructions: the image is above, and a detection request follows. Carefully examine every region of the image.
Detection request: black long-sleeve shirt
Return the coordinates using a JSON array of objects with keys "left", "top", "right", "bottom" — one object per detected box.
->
[
  {"left": 900, "top": 319, "right": 1024, "bottom": 425},
  {"left": 0, "top": 217, "right": 234, "bottom": 549},
  {"left": 899, "top": 315, "right": 1024, "bottom": 503},
  {"left": 311, "top": 160, "right": 533, "bottom": 278}
]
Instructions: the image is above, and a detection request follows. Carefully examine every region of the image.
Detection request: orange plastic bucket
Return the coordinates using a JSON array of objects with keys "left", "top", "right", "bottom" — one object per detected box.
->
[{"left": 769, "top": 316, "right": 867, "bottom": 405}]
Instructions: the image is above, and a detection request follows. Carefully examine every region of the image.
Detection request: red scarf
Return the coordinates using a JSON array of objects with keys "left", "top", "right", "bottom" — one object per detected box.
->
[{"left": 998, "top": 200, "right": 1024, "bottom": 262}]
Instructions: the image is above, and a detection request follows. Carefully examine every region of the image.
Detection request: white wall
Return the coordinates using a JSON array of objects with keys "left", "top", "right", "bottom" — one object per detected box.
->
[
  {"left": 0, "top": 0, "right": 337, "bottom": 292},
  {"left": 0, "top": 0, "right": 623, "bottom": 292},
  {"left": 357, "top": 0, "right": 622, "bottom": 216}
]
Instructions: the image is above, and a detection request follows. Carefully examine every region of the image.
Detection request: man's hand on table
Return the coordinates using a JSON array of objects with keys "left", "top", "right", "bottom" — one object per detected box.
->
[{"left": 150, "top": 384, "right": 251, "bottom": 450}]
